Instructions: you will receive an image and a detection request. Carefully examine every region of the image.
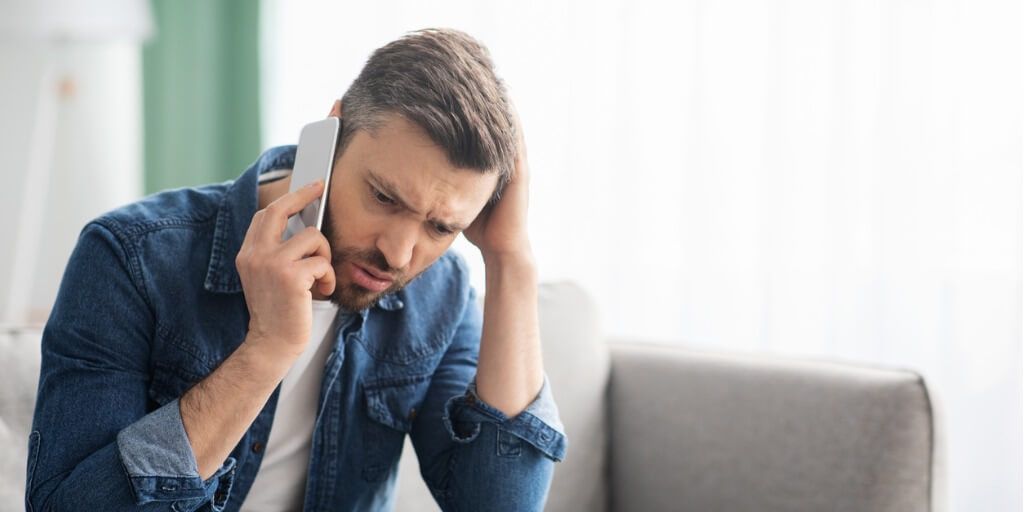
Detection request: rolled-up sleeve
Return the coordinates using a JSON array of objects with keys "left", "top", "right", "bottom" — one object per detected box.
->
[
  {"left": 442, "top": 374, "right": 567, "bottom": 462},
  {"left": 117, "top": 398, "right": 237, "bottom": 509},
  {"left": 409, "top": 284, "right": 568, "bottom": 511},
  {"left": 26, "top": 221, "right": 235, "bottom": 512}
]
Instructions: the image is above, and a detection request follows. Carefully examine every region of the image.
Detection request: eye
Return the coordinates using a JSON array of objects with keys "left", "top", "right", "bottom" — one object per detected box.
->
[
  {"left": 372, "top": 188, "right": 395, "bottom": 206},
  {"left": 432, "top": 223, "right": 455, "bottom": 236}
]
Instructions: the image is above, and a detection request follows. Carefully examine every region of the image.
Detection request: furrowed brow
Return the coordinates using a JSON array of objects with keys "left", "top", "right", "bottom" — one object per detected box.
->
[{"left": 366, "top": 169, "right": 467, "bottom": 232}]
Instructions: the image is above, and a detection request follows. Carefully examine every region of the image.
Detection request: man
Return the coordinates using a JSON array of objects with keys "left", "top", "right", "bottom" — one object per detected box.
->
[{"left": 26, "top": 28, "right": 566, "bottom": 511}]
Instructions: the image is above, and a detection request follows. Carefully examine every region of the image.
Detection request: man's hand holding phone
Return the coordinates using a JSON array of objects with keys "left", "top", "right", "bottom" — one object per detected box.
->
[{"left": 235, "top": 180, "right": 336, "bottom": 363}]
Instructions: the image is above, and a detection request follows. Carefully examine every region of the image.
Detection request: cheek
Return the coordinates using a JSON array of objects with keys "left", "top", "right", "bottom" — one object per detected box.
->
[{"left": 327, "top": 192, "right": 377, "bottom": 243}]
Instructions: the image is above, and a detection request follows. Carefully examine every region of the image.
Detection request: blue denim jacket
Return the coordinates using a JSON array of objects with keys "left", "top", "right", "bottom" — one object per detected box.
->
[{"left": 26, "top": 145, "right": 567, "bottom": 512}]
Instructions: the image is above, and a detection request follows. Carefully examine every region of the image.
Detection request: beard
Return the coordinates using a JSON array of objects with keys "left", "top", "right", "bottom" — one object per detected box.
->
[{"left": 320, "top": 210, "right": 413, "bottom": 311}]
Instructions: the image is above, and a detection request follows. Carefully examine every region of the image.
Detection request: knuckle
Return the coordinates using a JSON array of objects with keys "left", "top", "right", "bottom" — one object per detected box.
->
[{"left": 235, "top": 247, "right": 252, "bottom": 264}]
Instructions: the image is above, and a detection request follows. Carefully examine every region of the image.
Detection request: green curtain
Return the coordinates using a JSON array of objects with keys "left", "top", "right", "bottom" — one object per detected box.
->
[{"left": 143, "top": 0, "right": 261, "bottom": 193}]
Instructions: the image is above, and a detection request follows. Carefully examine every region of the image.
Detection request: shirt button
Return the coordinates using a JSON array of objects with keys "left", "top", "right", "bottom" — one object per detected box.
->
[{"left": 251, "top": 441, "right": 264, "bottom": 454}]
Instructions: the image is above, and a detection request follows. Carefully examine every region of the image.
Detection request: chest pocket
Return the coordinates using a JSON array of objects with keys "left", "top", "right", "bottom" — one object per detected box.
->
[{"left": 360, "top": 373, "right": 433, "bottom": 482}]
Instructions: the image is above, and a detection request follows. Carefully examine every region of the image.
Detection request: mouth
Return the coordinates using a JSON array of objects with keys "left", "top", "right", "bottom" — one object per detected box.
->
[{"left": 348, "top": 262, "right": 395, "bottom": 292}]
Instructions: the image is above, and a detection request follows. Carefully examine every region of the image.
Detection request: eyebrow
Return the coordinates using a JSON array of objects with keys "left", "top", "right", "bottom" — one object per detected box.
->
[{"left": 366, "top": 170, "right": 468, "bottom": 232}]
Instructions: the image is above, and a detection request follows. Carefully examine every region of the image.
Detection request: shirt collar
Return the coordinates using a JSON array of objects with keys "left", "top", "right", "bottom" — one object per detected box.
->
[{"left": 202, "top": 145, "right": 404, "bottom": 312}]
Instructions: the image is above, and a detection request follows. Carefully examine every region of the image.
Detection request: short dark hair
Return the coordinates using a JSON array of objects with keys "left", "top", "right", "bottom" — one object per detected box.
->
[{"left": 338, "top": 28, "right": 517, "bottom": 200}]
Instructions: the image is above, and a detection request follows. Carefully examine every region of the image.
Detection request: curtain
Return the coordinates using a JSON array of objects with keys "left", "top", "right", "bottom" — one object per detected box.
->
[
  {"left": 260, "top": 0, "right": 1022, "bottom": 510},
  {"left": 143, "top": 0, "right": 260, "bottom": 193}
]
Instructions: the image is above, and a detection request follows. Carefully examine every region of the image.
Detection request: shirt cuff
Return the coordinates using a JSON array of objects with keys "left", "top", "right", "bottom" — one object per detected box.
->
[
  {"left": 442, "top": 373, "right": 568, "bottom": 462},
  {"left": 116, "top": 398, "right": 237, "bottom": 510}
]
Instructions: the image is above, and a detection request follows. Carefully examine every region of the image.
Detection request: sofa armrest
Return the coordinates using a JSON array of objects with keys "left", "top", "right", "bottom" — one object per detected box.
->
[
  {"left": 606, "top": 341, "right": 944, "bottom": 512},
  {"left": 0, "top": 327, "right": 44, "bottom": 510}
]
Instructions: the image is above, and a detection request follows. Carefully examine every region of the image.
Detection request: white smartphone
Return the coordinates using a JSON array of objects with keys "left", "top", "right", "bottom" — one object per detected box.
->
[{"left": 283, "top": 117, "right": 341, "bottom": 240}]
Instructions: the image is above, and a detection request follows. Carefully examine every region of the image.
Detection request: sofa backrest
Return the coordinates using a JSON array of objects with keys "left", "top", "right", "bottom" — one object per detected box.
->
[{"left": 606, "top": 342, "right": 944, "bottom": 512}]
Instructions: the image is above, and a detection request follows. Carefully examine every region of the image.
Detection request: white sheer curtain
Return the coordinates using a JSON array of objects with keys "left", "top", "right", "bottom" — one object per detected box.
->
[{"left": 260, "top": 0, "right": 1022, "bottom": 509}]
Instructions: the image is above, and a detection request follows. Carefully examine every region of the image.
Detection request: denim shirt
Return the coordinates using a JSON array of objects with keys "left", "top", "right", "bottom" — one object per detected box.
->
[{"left": 26, "top": 145, "right": 567, "bottom": 512}]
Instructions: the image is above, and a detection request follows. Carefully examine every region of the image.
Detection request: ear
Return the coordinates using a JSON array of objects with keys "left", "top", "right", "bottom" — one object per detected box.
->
[{"left": 328, "top": 99, "right": 343, "bottom": 118}]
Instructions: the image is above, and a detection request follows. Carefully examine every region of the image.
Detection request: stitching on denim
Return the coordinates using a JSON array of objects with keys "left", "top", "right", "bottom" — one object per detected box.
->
[
  {"left": 205, "top": 200, "right": 234, "bottom": 291},
  {"left": 24, "top": 431, "right": 41, "bottom": 512},
  {"left": 86, "top": 220, "right": 158, "bottom": 319},
  {"left": 496, "top": 427, "right": 523, "bottom": 458},
  {"left": 363, "top": 374, "right": 433, "bottom": 432},
  {"left": 154, "top": 323, "right": 216, "bottom": 375},
  {"left": 463, "top": 405, "right": 566, "bottom": 461},
  {"left": 120, "top": 217, "right": 217, "bottom": 237}
]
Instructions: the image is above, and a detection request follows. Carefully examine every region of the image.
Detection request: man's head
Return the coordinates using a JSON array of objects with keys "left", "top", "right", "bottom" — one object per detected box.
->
[{"left": 320, "top": 28, "right": 518, "bottom": 310}]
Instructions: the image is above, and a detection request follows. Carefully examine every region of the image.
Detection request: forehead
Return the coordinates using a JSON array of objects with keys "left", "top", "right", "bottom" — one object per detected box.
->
[{"left": 343, "top": 114, "right": 498, "bottom": 219}]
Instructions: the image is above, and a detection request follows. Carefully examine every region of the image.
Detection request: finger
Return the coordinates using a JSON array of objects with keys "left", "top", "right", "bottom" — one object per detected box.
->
[
  {"left": 258, "top": 180, "right": 325, "bottom": 243},
  {"left": 295, "top": 255, "right": 337, "bottom": 296},
  {"left": 237, "top": 208, "right": 271, "bottom": 264},
  {"left": 279, "top": 226, "right": 332, "bottom": 263}
]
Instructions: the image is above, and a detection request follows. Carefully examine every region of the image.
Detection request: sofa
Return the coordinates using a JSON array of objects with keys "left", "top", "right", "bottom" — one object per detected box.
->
[{"left": 0, "top": 282, "right": 944, "bottom": 511}]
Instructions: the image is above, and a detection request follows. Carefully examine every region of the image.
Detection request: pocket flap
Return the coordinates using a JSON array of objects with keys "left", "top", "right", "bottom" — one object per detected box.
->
[{"left": 363, "top": 373, "right": 433, "bottom": 432}]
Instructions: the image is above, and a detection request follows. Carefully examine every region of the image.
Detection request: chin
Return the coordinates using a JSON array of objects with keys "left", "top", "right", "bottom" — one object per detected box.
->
[{"left": 329, "top": 284, "right": 384, "bottom": 311}]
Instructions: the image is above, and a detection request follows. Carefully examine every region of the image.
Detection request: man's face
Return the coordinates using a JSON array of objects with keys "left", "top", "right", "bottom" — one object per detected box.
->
[{"left": 320, "top": 114, "right": 498, "bottom": 310}]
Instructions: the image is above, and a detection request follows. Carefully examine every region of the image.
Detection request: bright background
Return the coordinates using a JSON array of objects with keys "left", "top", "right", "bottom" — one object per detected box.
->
[{"left": 0, "top": 0, "right": 1021, "bottom": 510}]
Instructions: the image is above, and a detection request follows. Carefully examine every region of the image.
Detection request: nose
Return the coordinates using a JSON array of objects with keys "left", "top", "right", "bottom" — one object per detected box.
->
[{"left": 376, "top": 219, "right": 417, "bottom": 272}]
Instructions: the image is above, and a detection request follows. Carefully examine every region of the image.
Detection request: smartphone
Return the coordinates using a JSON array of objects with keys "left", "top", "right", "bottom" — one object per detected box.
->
[{"left": 283, "top": 117, "right": 341, "bottom": 240}]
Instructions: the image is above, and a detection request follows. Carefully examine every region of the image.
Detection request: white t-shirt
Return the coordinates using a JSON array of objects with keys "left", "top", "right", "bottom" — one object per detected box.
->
[{"left": 240, "top": 299, "right": 343, "bottom": 511}]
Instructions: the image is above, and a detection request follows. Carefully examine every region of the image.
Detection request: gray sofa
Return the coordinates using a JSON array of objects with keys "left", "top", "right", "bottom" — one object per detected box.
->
[{"left": 1, "top": 282, "right": 944, "bottom": 511}]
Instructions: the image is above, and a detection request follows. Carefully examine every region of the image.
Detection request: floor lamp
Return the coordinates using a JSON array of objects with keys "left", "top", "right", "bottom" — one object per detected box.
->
[{"left": 0, "top": 0, "right": 153, "bottom": 326}]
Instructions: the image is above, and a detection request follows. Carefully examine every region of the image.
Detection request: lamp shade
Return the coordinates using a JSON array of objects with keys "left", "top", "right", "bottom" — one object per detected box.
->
[{"left": 0, "top": 0, "right": 153, "bottom": 42}]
